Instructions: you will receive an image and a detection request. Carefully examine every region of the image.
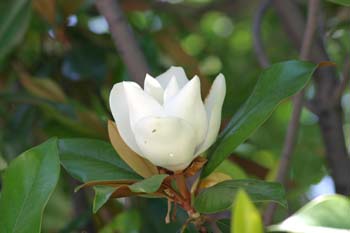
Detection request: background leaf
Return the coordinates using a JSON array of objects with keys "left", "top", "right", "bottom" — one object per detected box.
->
[
  {"left": 0, "top": 0, "right": 32, "bottom": 62},
  {"left": 217, "top": 219, "right": 230, "bottom": 233},
  {"left": 99, "top": 209, "right": 142, "bottom": 233},
  {"left": 202, "top": 60, "right": 317, "bottom": 178},
  {"left": 268, "top": 195, "right": 350, "bottom": 233},
  {"left": 19, "top": 74, "right": 67, "bottom": 103},
  {"left": 0, "top": 138, "right": 60, "bottom": 233},
  {"left": 231, "top": 189, "right": 263, "bottom": 233},
  {"left": 194, "top": 179, "right": 286, "bottom": 214},
  {"left": 327, "top": 0, "right": 350, "bottom": 6}
]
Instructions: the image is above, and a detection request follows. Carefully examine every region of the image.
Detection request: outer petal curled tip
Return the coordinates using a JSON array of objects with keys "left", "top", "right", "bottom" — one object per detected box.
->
[
  {"left": 164, "top": 76, "right": 208, "bottom": 145},
  {"left": 156, "top": 66, "right": 189, "bottom": 89},
  {"left": 109, "top": 82, "right": 143, "bottom": 155},
  {"left": 133, "top": 116, "right": 197, "bottom": 171},
  {"left": 123, "top": 82, "right": 164, "bottom": 132},
  {"left": 195, "top": 73, "right": 226, "bottom": 155},
  {"left": 163, "top": 76, "right": 180, "bottom": 103},
  {"left": 144, "top": 74, "right": 164, "bottom": 104}
]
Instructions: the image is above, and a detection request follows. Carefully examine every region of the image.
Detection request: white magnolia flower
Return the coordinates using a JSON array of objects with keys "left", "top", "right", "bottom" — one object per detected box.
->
[{"left": 109, "top": 66, "right": 226, "bottom": 171}]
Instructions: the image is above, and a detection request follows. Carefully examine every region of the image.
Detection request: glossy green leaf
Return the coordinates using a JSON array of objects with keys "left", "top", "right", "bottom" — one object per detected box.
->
[
  {"left": 194, "top": 179, "right": 286, "bottom": 213},
  {"left": 268, "top": 195, "right": 350, "bottom": 233},
  {"left": 231, "top": 189, "right": 263, "bottom": 233},
  {"left": 202, "top": 60, "right": 317, "bottom": 177},
  {"left": 58, "top": 138, "right": 142, "bottom": 182},
  {"left": 0, "top": 138, "right": 60, "bottom": 233},
  {"left": 327, "top": 0, "right": 350, "bottom": 6},
  {"left": 91, "top": 174, "right": 168, "bottom": 213},
  {"left": 129, "top": 174, "right": 168, "bottom": 193},
  {"left": 0, "top": 0, "right": 32, "bottom": 62},
  {"left": 0, "top": 93, "right": 106, "bottom": 139},
  {"left": 58, "top": 138, "right": 142, "bottom": 213},
  {"left": 93, "top": 186, "right": 118, "bottom": 213}
]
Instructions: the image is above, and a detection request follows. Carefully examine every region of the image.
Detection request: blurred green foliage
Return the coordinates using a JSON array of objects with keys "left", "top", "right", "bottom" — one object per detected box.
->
[{"left": 0, "top": 0, "right": 349, "bottom": 232}]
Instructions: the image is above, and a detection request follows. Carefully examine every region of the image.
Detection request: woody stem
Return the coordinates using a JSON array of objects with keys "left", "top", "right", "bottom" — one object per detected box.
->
[{"left": 175, "top": 172, "right": 197, "bottom": 216}]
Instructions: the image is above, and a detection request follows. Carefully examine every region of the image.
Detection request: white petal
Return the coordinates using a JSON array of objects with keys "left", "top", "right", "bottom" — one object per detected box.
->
[
  {"left": 156, "top": 66, "right": 189, "bottom": 88},
  {"left": 196, "top": 74, "right": 226, "bottom": 155},
  {"left": 163, "top": 76, "right": 180, "bottom": 103},
  {"left": 109, "top": 82, "right": 143, "bottom": 155},
  {"left": 133, "top": 116, "right": 197, "bottom": 171},
  {"left": 123, "top": 82, "right": 164, "bottom": 132},
  {"left": 144, "top": 74, "right": 164, "bottom": 104},
  {"left": 164, "top": 76, "right": 207, "bottom": 145}
]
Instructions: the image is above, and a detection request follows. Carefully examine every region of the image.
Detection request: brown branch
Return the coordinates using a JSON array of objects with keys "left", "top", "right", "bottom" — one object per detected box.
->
[
  {"left": 229, "top": 155, "right": 269, "bottom": 179},
  {"left": 333, "top": 56, "right": 350, "bottom": 103},
  {"left": 253, "top": 0, "right": 272, "bottom": 68},
  {"left": 273, "top": 0, "right": 350, "bottom": 196},
  {"left": 95, "top": 0, "right": 149, "bottom": 85},
  {"left": 152, "top": 0, "right": 239, "bottom": 18},
  {"left": 264, "top": 0, "right": 320, "bottom": 225}
]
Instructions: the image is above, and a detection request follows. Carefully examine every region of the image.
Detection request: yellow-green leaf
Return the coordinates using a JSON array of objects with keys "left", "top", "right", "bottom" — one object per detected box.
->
[{"left": 231, "top": 189, "right": 263, "bottom": 233}]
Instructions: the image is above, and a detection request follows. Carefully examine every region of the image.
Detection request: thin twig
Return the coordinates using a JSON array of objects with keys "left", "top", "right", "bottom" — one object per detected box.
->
[
  {"left": 253, "top": 0, "right": 272, "bottom": 68},
  {"left": 95, "top": 0, "right": 149, "bottom": 85},
  {"left": 274, "top": 0, "right": 350, "bottom": 195},
  {"left": 263, "top": 0, "right": 320, "bottom": 225},
  {"left": 333, "top": 56, "right": 350, "bottom": 103},
  {"left": 299, "top": 3, "right": 320, "bottom": 60}
]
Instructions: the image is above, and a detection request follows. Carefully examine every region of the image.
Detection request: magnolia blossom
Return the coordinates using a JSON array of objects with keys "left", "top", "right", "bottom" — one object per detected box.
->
[{"left": 109, "top": 67, "right": 226, "bottom": 171}]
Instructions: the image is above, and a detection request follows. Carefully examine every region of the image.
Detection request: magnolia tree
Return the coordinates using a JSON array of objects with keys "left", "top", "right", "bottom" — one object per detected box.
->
[{"left": 0, "top": 0, "right": 350, "bottom": 232}]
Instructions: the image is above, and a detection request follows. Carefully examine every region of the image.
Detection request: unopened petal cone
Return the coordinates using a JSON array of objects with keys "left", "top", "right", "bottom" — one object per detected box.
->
[{"left": 109, "top": 67, "right": 226, "bottom": 172}]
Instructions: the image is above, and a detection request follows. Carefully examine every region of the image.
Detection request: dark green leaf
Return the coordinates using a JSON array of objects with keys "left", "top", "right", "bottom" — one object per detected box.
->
[
  {"left": 129, "top": 174, "right": 168, "bottom": 193},
  {"left": 58, "top": 138, "right": 142, "bottom": 213},
  {"left": 268, "top": 195, "right": 350, "bottom": 233},
  {"left": 93, "top": 186, "right": 117, "bottom": 213},
  {"left": 202, "top": 60, "right": 317, "bottom": 177},
  {"left": 91, "top": 174, "right": 168, "bottom": 213},
  {"left": 178, "top": 227, "right": 199, "bottom": 233},
  {"left": 216, "top": 219, "right": 230, "bottom": 233},
  {"left": 58, "top": 138, "right": 142, "bottom": 182},
  {"left": 194, "top": 179, "right": 286, "bottom": 214},
  {"left": 0, "top": 138, "right": 60, "bottom": 233},
  {"left": 327, "top": 0, "right": 350, "bottom": 6},
  {"left": 0, "top": 0, "right": 32, "bottom": 62},
  {"left": 139, "top": 198, "right": 187, "bottom": 233}
]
